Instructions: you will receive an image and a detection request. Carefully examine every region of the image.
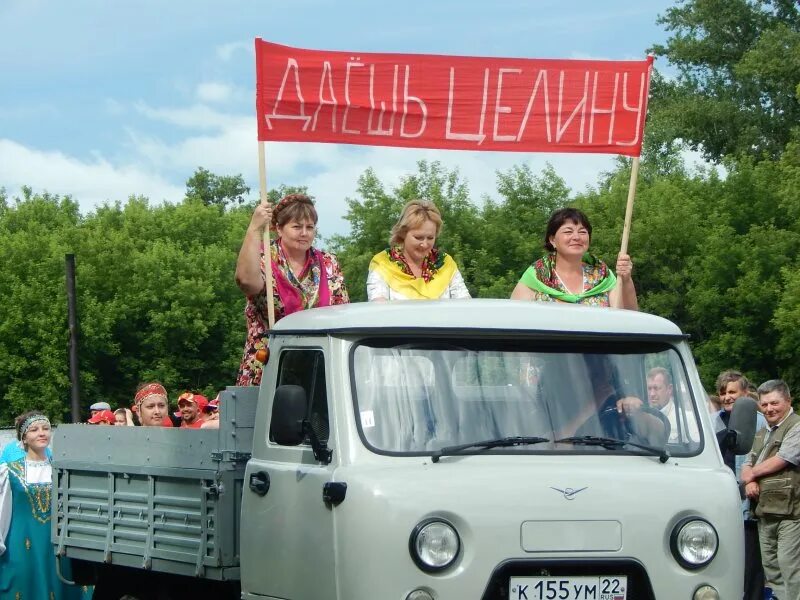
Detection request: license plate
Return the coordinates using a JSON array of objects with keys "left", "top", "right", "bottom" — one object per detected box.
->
[{"left": 509, "top": 576, "right": 627, "bottom": 600}]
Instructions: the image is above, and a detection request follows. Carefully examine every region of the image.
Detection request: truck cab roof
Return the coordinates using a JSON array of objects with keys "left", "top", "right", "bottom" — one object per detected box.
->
[{"left": 271, "top": 299, "right": 684, "bottom": 338}]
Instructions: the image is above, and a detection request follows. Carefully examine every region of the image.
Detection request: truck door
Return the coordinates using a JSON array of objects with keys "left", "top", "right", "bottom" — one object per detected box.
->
[{"left": 241, "top": 347, "right": 338, "bottom": 600}]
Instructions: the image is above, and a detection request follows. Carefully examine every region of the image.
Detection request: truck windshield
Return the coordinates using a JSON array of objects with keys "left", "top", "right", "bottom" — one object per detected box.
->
[{"left": 351, "top": 339, "right": 702, "bottom": 457}]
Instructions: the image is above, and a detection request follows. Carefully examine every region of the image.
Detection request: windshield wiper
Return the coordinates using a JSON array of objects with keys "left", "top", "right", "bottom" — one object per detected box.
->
[
  {"left": 431, "top": 436, "right": 550, "bottom": 463},
  {"left": 554, "top": 435, "right": 670, "bottom": 463}
]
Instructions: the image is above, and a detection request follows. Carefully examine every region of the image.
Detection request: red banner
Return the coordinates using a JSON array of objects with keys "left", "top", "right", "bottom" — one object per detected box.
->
[{"left": 255, "top": 40, "right": 653, "bottom": 156}]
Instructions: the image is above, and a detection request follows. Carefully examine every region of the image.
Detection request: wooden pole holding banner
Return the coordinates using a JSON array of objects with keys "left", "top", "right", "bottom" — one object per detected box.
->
[
  {"left": 619, "top": 55, "right": 653, "bottom": 257},
  {"left": 619, "top": 156, "right": 640, "bottom": 256},
  {"left": 258, "top": 141, "right": 276, "bottom": 329}
]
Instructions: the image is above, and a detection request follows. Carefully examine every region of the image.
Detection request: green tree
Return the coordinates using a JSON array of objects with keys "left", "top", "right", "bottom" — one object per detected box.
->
[
  {"left": 185, "top": 167, "right": 250, "bottom": 207},
  {"left": 649, "top": 0, "right": 800, "bottom": 162},
  {"left": 0, "top": 193, "right": 82, "bottom": 423},
  {"left": 0, "top": 179, "right": 263, "bottom": 424},
  {"left": 473, "top": 164, "right": 570, "bottom": 297}
]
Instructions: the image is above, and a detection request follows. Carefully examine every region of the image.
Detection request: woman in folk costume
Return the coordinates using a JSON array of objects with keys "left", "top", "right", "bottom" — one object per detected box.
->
[
  {"left": 510, "top": 207, "right": 638, "bottom": 309},
  {"left": 367, "top": 199, "right": 471, "bottom": 301},
  {"left": 235, "top": 194, "right": 349, "bottom": 386},
  {"left": 0, "top": 411, "right": 91, "bottom": 599}
]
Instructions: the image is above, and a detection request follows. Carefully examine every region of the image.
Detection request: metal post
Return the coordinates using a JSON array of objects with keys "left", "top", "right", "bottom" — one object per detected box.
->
[{"left": 65, "top": 254, "right": 80, "bottom": 423}]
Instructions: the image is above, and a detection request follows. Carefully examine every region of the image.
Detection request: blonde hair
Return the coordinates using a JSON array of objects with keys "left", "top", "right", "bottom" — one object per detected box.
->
[{"left": 389, "top": 199, "right": 442, "bottom": 246}]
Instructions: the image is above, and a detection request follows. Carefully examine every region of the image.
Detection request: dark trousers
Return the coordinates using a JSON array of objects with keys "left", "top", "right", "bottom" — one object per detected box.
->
[{"left": 745, "top": 518, "right": 765, "bottom": 600}]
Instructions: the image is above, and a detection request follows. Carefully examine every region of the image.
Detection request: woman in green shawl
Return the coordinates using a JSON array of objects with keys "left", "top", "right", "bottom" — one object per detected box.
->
[{"left": 510, "top": 208, "right": 638, "bottom": 310}]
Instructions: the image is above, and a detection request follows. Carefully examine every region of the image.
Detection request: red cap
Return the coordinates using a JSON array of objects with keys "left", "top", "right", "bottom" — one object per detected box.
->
[
  {"left": 177, "top": 392, "right": 209, "bottom": 411},
  {"left": 88, "top": 409, "right": 116, "bottom": 424}
]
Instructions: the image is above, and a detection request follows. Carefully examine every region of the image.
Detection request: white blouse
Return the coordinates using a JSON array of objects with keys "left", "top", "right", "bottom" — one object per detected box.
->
[
  {"left": 0, "top": 464, "right": 9, "bottom": 555},
  {"left": 367, "top": 268, "right": 471, "bottom": 301}
]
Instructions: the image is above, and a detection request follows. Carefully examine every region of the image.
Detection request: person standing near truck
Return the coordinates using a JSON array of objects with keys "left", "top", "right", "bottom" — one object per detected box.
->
[
  {"left": 367, "top": 199, "right": 471, "bottom": 301},
  {"left": 0, "top": 411, "right": 53, "bottom": 463},
  {"left": 510, "top": 207, "right": 638, "bottom": 310},
  {"left": 0, "top": 411, "right": 89, "bottom": 599},
  {"left": 713, "top": 370, "right": 767, "bottom": 600},
  {"left": 742, "top": 379, "right": 800, "bottom": 600},
  {"left": 235, "top": 194, "right": 349, "bottom": 386}
]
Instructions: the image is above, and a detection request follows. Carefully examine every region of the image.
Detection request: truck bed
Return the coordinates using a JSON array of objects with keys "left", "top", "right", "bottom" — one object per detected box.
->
[{"left": 51, "top": 387, "right": 257, "bottom": 581}]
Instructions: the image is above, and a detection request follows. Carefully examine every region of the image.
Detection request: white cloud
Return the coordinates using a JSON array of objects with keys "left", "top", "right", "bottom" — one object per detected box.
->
[
  {"left": 104, "top": 98, "right": 126, "bottom": 116},
  {"left": 0, "top": 139, "right": 185, "bottom": 211},
  {"left": 196, "top": 82, "right": 234, "bottom": 103},
  {"left": 216, "top": 40, "right": 253, "bottom": 62},
  {"left": 133, "top": 102, "right": 241, "bottom": 131}
]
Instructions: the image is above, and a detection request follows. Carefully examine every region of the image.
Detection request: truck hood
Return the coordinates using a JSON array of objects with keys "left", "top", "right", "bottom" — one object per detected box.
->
[{"left": 330, "top": 454, "right": 742, "bottom": 598}]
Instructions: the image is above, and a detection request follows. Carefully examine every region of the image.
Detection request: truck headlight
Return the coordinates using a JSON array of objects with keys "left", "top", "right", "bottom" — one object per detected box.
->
[
  {"left": 409, "top": 518, "right": 460, "bottom": 572},
  {"left": 670, "top": 518, "right": 718, "bottom": 569},
  {"left": 693, "top": 585, "right": 720, "bottom": 600}
]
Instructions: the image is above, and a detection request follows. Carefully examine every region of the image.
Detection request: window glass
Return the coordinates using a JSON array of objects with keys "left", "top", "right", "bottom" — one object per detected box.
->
[
  {"left": 352, "top": 340, "right": 701, "bottom": 456},
  {"left": 276, "top": 349, "right": 328, "bottom": 444}
]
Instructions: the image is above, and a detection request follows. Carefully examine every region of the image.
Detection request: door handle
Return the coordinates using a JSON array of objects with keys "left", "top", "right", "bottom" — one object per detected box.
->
[{"left": 248, "top": 471, "right": 270, "bottom": 496}]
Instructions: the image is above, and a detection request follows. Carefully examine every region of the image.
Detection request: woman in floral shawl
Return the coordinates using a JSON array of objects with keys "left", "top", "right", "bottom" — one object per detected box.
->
[
  {"left": 235, "top": 194, "right": 349, "bottom": 386},
  {"left": 510, "top": 208, "right": 638, "bottom": 309},
  {"left": 367, "top": 199, "right": 470, "bottom": 301}
]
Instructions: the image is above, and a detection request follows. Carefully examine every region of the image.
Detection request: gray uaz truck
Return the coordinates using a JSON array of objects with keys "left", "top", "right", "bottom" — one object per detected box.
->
[{"left": 52, "top": 300, "right": 755, "bottom": 600}]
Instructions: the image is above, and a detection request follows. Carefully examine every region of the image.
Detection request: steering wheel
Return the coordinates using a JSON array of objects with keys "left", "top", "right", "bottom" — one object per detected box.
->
[{"left": 598, "top": 404, "right": 670, "bottom": 445}]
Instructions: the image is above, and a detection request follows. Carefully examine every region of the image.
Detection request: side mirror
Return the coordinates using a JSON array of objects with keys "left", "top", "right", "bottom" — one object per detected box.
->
[
  {"left": 270, "top": 385, "right": 307, "bottom": 446},
  {"left": 728, "top": 396, "right": 758, "bottom": 455}
]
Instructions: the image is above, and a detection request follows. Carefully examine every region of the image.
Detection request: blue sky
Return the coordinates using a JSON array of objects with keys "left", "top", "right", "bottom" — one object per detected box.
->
[{"left": 0, "top": 0, "right": 677, "bottom": 238}]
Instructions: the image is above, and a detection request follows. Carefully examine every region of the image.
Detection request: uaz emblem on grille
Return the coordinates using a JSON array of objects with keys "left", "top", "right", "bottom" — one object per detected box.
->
[{"left": 550, "top": 486, "right": 588, "bottom": 500}]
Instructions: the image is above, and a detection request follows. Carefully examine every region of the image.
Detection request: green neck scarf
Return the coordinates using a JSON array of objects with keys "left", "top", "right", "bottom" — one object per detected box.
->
[{"left": 519, "top": 253, "right": 616, "bottom": 303}]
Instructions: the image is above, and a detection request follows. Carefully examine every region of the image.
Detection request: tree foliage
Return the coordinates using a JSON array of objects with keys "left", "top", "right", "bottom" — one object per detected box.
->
[
  {"left": 649, "top": 0, "right": 800, "bottom": 162},
  {"left": 185, "top": 167, "right": 250, "bottom": 207},
  {"left": 0, "top": 185, "right": 255, "bottom": 424}
]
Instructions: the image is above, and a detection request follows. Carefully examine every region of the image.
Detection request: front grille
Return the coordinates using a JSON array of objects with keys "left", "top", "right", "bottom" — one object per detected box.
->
[{"left": 479, "top": 558, "right": 655, "bottom": 600}]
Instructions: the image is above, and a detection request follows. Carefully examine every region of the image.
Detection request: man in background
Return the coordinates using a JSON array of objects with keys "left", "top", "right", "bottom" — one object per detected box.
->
[
  {"left": 88, "top": 401, "right": 111, "bottom": 420},
  {"left": 176, "top": 392, "right": 208, "bottom": 429},
  {"left": 743, "top": 380, "right": 800, "bottom": 600},
  {"left": 646, "top": 367, "right": 698, "bottom": 442}
]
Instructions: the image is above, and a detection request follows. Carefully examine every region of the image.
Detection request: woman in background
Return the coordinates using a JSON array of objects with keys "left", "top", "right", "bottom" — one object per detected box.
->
[
  {"left": 132, "top": 382, "right": 172, "bottom": 427},
  {"left": 0, "top": 411, "right": 90, "bottom": 598},
  {"left": 114, "top": 407, "right": 135, "bottom": 426}
]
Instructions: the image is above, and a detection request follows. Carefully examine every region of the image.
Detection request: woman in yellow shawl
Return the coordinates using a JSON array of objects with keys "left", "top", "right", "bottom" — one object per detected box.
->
[{"left": 367, "top": 200, "right": 470, "bottom": 301}]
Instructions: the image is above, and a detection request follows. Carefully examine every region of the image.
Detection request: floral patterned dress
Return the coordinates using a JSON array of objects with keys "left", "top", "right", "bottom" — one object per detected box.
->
[{"left": 236, "top": 239, "right": 349, "bottom": 386}]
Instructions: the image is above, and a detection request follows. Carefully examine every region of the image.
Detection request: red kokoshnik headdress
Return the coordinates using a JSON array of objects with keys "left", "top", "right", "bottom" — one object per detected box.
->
[{"left": 133, "top": 382, "right": 168, "bottom": 411}]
